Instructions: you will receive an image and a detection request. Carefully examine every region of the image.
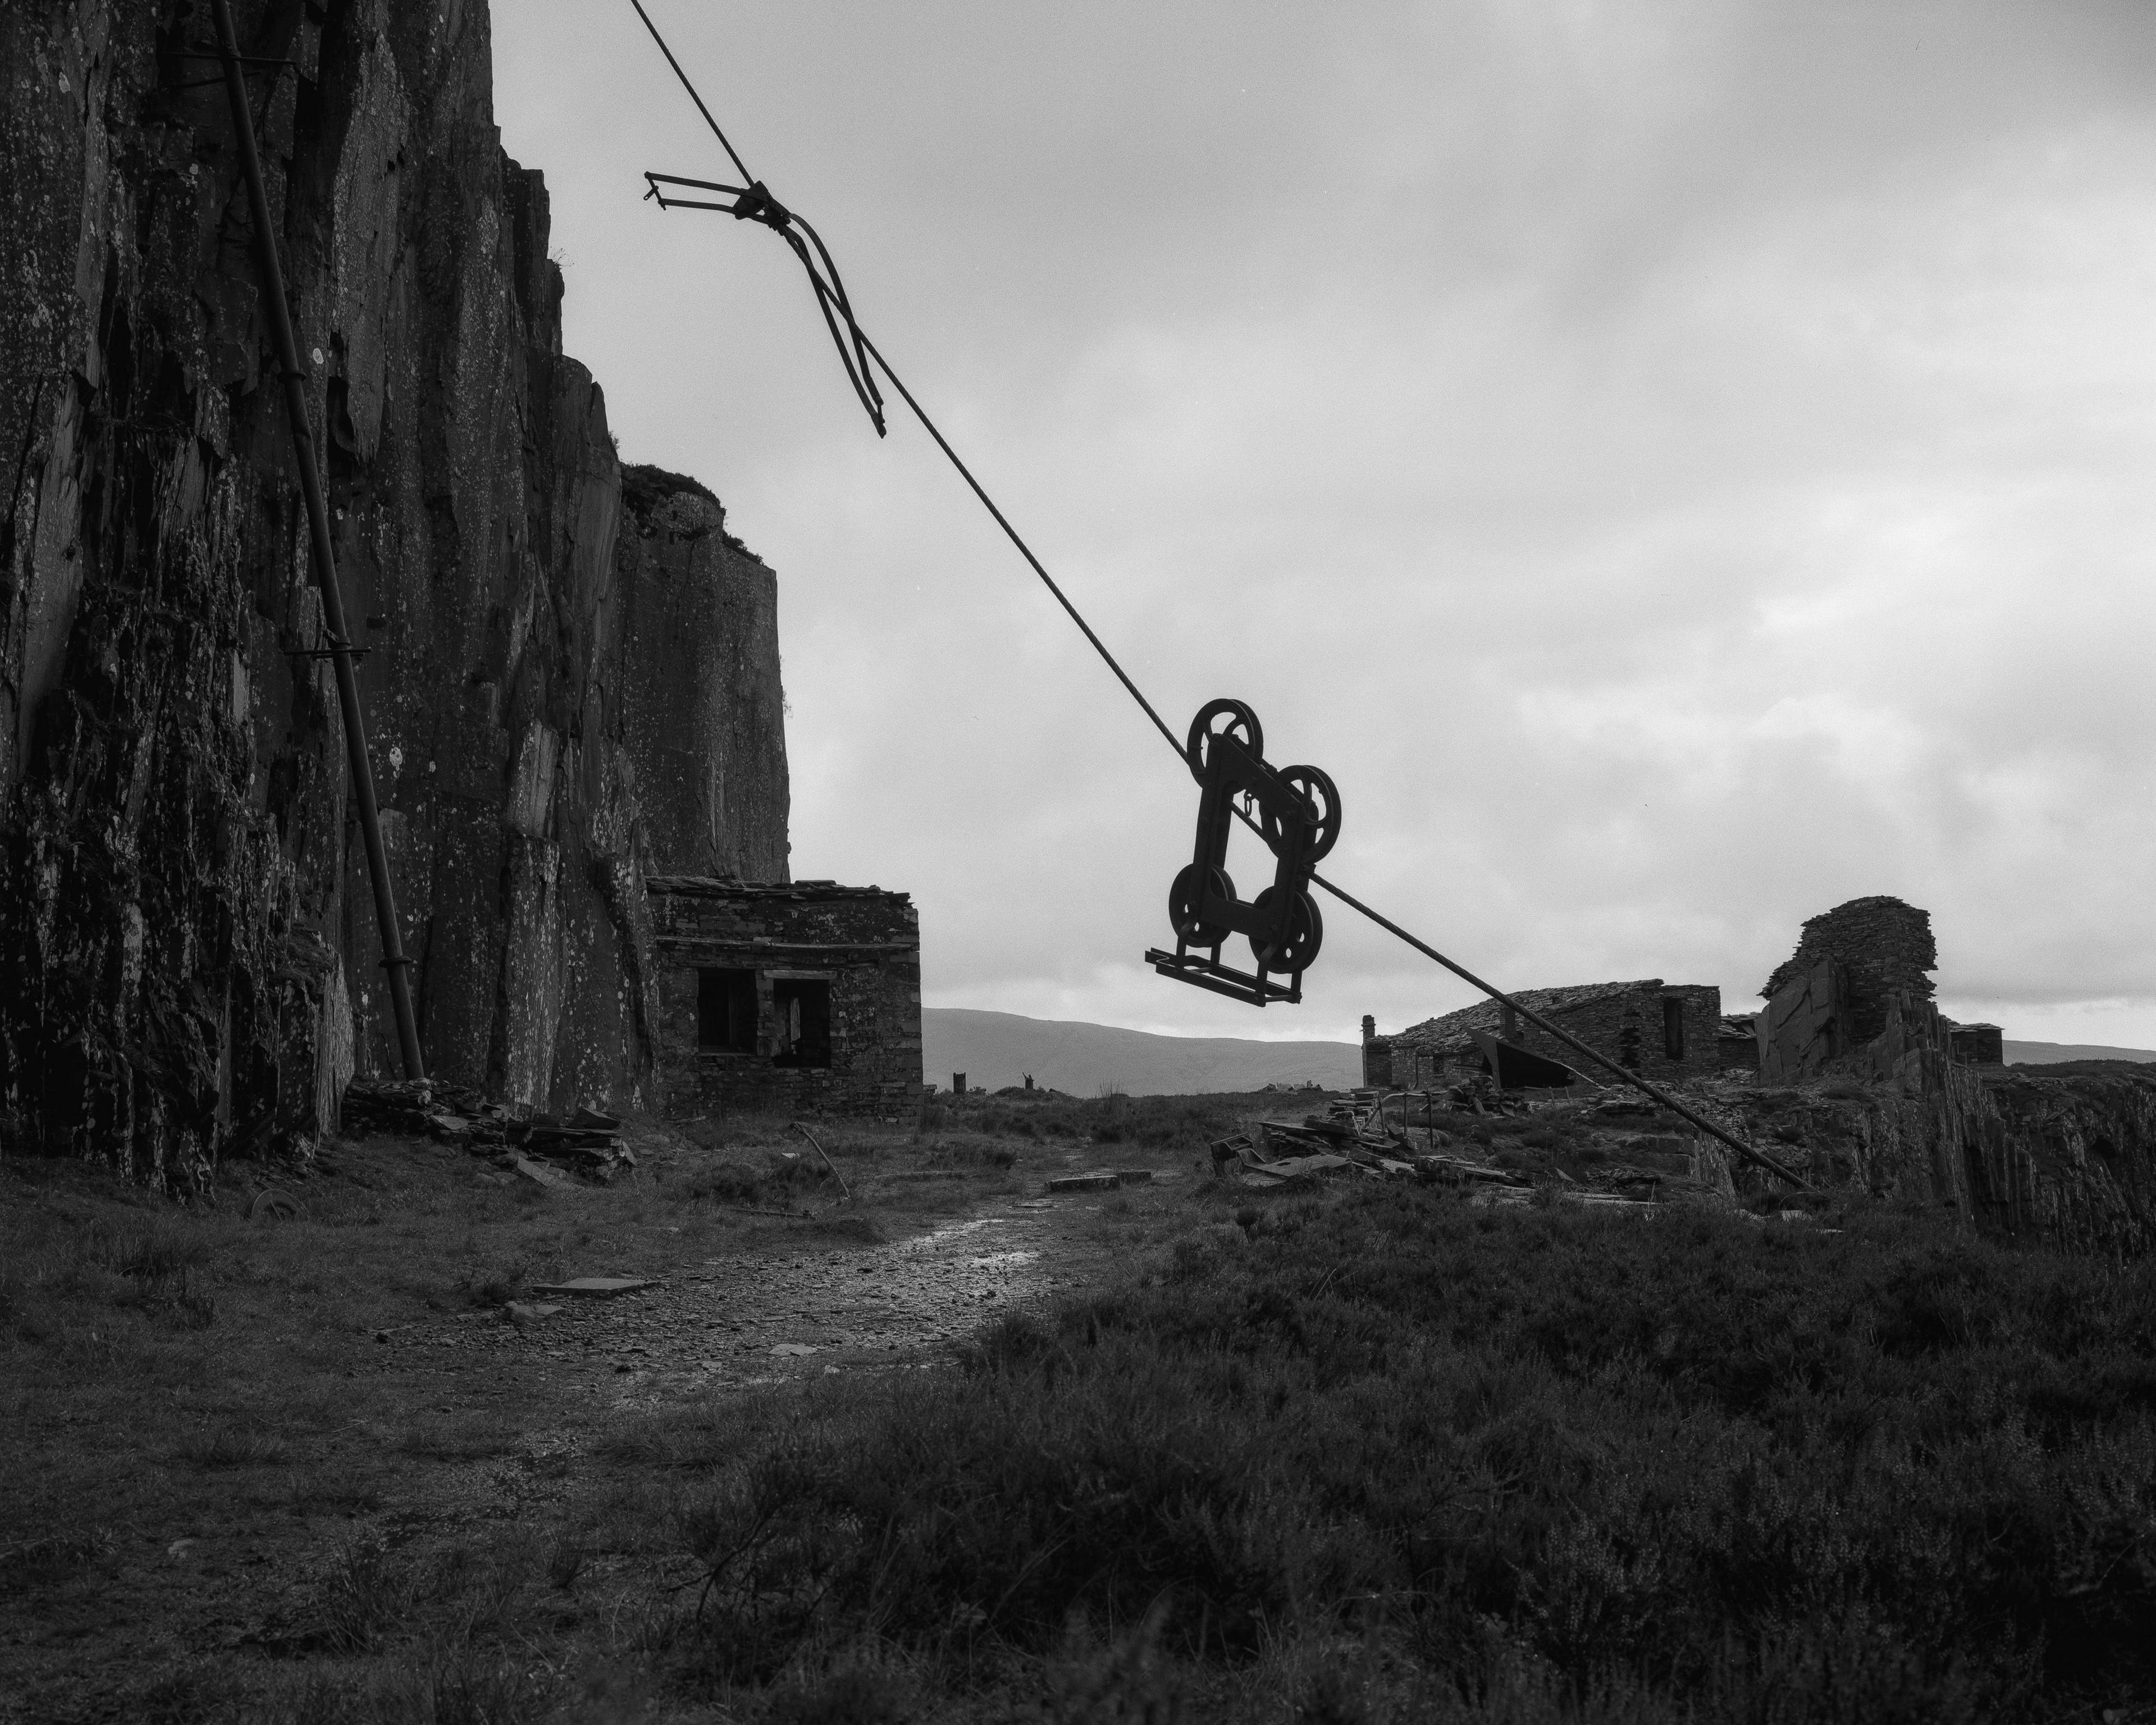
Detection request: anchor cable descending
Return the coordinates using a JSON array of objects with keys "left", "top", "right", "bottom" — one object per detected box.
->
[{"left": 619, "top": 3, "right": 1808, "bottom": 1189}]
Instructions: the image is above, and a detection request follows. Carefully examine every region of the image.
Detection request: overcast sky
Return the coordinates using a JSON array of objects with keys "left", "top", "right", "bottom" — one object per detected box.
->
[{"left": 493, "top": 0, "right": 2155, "bottom": 1048}]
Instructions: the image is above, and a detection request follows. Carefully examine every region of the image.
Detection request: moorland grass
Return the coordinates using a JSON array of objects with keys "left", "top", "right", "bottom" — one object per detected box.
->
[
  {"left": 651, "top": 1189, "right": 2156, "bottom": 1721},
  {"left": 8, "top": 1119, "right": 2152, "bottom": 1722}
]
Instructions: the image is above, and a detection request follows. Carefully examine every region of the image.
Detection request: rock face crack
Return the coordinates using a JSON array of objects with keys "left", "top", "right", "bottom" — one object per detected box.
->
[{"left": 1, "top": 0, "right": 788, "bottom": 1188}]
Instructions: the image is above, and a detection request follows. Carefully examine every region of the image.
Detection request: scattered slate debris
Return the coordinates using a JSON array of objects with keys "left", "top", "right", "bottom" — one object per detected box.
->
[
  {"left": 341, "top": 1078, "right": 636, "bottom": 1182},
  {"left": 341, "top": 1076, "right": 506, "bottom": 1142},
  {"left": 1412, "top": 1154, "right": 1533, "bottom": 1189},
  {"left": 1210, "top": 1091, "right": 1540, "bottom": 1191},
  {"left": 528, "top": 1277, "right": 658, "bottom": 1298},
  {"left": 510, "top": 1155, "right": 574, "bottom": 1190}
]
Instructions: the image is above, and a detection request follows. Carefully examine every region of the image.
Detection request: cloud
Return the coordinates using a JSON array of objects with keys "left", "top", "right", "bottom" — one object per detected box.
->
[{"left": 495, "top": 0, "right": 2156, "bottom": 1046}]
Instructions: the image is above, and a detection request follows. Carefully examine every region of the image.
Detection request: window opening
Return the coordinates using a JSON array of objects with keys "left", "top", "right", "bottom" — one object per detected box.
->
[
  {"left": 1662, "top": 997, "right": 1685, "bottom": 1061},
  {"left": 771, "top": 979, "right": 832, "bottom": 1068},
  {"left": 697, "top": 968, "right": 757, "bottom": 1052}
]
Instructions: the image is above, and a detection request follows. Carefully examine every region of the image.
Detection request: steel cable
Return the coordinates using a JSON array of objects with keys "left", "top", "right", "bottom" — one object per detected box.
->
[{"left": 621, "top": 3, "right": 1808, "bottom": 1188}]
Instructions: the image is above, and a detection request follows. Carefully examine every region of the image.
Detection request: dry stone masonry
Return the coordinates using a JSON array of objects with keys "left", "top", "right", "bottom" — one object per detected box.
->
[
  {"left": 1364, "top": 979, "right": 1726, "bottom": 1092},
  {"left": 1761, "top": 895, "right": 1936, "bottom": 1047},
  {"left": 647, "top": 879, "right": 923, "bottom": 1118}
]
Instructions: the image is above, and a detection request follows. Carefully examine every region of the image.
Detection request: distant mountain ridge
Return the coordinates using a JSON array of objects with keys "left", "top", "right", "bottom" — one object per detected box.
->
[
  {"left": 2004, "top": 1041, "right": 2156, "bottom": 1066},
  {"left": 922, "top": 1008, "right": 1361, "bottom": 1096},
  {"left": 918, "top": 1013, "right": 2154, "bottom": 1097}
]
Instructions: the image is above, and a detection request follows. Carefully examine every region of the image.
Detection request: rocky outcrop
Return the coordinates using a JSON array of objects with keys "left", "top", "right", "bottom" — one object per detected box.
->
[
  {"left": 616, "top": 467, "right": 788, "bottom": 883},
  {"left": 1756, "top": 958, "right": 1843, "bottom": 1083},
  {"left": 1721, "top": 998, "right": 2156, "bottom": 1257},
  {"left": 1, "top": 0, "right": 787, "bottom": 1189},
  {"left": 1963, "top": 1069, "right": 2156, "bottom": 1256}
]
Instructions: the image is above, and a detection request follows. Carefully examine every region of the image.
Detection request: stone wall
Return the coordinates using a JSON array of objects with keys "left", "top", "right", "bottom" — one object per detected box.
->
[
  {"left": 648, "top": 879, "right": 921, "bottom": 1116},
  {"left": 1369, "top": 980, "right": 1726, "bottom": 1092},
  {"left": 1360, "top": 1015, "right": 1390, "bottom": 1089},
  {"left": 1716, "top": 1015, "right": 1761, "bottom": 1073},
  {"left": 1, "top": 0, "right": 789, "bottom": 1185},
  {"left": 1762, "top": 896, "right": 1936, "bottom": 1046}
]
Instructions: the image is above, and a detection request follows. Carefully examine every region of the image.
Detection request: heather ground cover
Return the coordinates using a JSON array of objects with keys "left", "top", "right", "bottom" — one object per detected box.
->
[{"left": 3, "top": 1096, "right": 2151, "bottom": 1723}]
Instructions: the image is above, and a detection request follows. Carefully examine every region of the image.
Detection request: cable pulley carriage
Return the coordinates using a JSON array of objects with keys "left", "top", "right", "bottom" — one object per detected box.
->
[{"left": 1145, "top": 700, "right": 1340, "bottom": 1007}]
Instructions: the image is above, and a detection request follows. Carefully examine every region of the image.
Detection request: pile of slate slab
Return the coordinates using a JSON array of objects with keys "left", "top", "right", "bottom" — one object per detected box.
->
[
  {"left": 1208, "top": 1096, "right": 1534, "bottom": 1193},
  {"left": 340, "top": 1078, "right": 637, "bottom": 1182}
]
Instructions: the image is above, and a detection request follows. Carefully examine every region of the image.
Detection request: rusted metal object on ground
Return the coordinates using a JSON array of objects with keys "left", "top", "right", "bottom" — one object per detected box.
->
[{"left": 1148, "top": 700, "right": 1340, "bottom": 1007}]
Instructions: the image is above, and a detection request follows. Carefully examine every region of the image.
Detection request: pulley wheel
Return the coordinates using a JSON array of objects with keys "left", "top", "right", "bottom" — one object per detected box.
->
[
  {"left": 1169, "top": 864, "right": 1236, "bottom": 947},
  {"left": 1250, "top": 885, "right": 1323, "bottom": 973},
  {"left": 1262, "top": 764, "right": 1342, "bottom": 862},
  {"left": 1185, "top": 699, "right": 1263, "bottom": 784}
]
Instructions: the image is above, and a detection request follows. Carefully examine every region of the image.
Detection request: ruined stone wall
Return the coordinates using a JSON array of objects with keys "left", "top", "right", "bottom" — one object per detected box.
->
[
  {"left": 1, "top": 0, "right": 789, "bottom": 1186},
  {"left": 648, "top": 879, "right": 922, "bottom": 1116},
  {"left": 1762, "top": 896, "right": 1936, "bottom": 1046},
  {"left": 1374, "top": 982, "right": 1725, "bottom": 1092},
  {"left": 1360, "top": 1016, "right": 1391, "bottom": 1089},
  {"left": 1509, "top": 982, "right": 1721, "bottom": 1085}
]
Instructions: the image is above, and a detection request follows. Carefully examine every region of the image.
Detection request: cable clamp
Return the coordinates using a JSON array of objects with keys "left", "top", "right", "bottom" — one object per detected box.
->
[{"left": 730, "top": 180, "right": 791, "bottom": 229}]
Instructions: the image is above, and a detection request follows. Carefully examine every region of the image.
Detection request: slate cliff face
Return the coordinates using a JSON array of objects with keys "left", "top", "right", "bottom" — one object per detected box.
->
[
  {"left": 1724, "top": 998, "right": 2156, "bottom": 1258},
  {"left": 1, "top": 0, "right": 788, "bottom": 1189}
]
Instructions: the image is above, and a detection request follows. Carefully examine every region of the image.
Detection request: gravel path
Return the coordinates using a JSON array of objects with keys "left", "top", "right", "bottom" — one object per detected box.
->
[{"left": 367, "top": 1190, "right": 1149, "bottom": 1408}]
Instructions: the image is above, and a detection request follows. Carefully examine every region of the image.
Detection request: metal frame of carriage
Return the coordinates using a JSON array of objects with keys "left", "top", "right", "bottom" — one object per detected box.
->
[{"left": 1145, "top": 700, "right": 1340, "bottom": 1008}]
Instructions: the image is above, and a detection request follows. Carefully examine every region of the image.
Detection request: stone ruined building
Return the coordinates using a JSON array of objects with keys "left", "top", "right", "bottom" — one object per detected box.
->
[
  {"left": 0, "top": 0, "right": 919, "bottom": 1189},
  {"left": 1361, "top": 898, "right": 2008, "bottom": 1098},
  {"left": 1362, "top": 898, "right": 2155, "bottom": 1254},
  {"left": 1362, "top": 980, "right": 1726, "bottom": 1092},
  {"left": 1754, "top": 896, "right": 2002, "bottom": 1082},
  {"left": 646, "top": 879, "right": 922, "bottom": 1117}
]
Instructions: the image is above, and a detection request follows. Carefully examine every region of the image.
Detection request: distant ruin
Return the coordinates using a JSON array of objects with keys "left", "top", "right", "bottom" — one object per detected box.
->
[
  {"left": 1753, "top": 896, "right": 2000, "bottom": 1083},
  {"left": 1363, "top": 979, "right": 1726, "bottom": 1092},
  {"left": 1762, "top": 895, "right": 1936, "bottom": 1047},
  {"left": 1365, "top": 895, "right": 2003, "bottom": 1096}
]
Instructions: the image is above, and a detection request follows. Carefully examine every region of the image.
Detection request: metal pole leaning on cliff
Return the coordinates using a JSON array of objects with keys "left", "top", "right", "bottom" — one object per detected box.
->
[{"left": 211, "top": 0, "right": 425, "bottom": 1083}]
